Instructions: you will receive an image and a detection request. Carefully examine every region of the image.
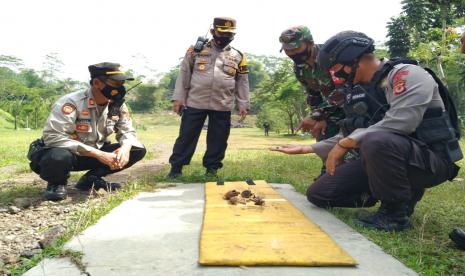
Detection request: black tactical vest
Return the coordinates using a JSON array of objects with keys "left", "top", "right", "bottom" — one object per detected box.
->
[
  {"left": 340, "top": 59, "right": 417, "bottom": 136},
  {"left": 341, "top": 58, "right": 462, "bottom": 163}
]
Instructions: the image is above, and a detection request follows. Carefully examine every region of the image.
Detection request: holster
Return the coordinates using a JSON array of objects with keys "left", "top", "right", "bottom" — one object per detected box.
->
[{"left": 27, "top": 138, "right": 45, "bottom": 174}]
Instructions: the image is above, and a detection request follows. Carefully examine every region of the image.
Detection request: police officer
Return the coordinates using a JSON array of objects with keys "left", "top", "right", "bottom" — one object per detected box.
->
[
  {"left": 168, "top": 17, "right": 249, "bottom": 178},
  {"left": 30, "top": 62, "right": 146, "bottom": 201},
  {"left": 279, "top": 26, "right": 345, "bottom": 140},
  {"left": 273, "top": 31, "right": 462, "bottom": 231},
  {"left": 449, "top": 31, "right": 465, "bottom": 250}
]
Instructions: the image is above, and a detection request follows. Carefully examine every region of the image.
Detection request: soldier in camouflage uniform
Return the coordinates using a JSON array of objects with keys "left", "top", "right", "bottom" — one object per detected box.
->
[
  {"left": 279, "top": 26, "right": 348, "bottom": 174},
  {"left": 279, "top": 26, "right": 345, "bottom": 140}
]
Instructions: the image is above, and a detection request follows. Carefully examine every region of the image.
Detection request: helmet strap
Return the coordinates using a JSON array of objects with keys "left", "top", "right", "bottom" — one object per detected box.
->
[{"left": 346, "top": 60, "right": 359, "bottom": 86}]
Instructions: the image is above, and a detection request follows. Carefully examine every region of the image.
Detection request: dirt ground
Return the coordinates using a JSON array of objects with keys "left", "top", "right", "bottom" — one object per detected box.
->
[{"left": 0, "top": 144, "right": 170, "bottom": 268}]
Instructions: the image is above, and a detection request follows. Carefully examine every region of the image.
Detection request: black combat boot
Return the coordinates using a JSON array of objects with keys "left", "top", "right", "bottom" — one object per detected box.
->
[
  {"left": 449, "top": 228, "right": 465, "bottom": 250},
  {"left": 75, "top": 173, "right": 121, "bottom": 191},
  {"left": 354, "top": 201, "right": 410, "bottom": 231},
  {"left": 44, "top": 183, "right": 67, "bottom": 201},
  {"left": 356, "top": 201, "right": 388, "bottom": 223},
  {"left": 205, "top": 168, "right": 218, "bottom": 177},
  {"left": 406, "top": 189, "right": 425, "bottom": 217},
  {"left": 167, "top": 166, "right": 182, "bottom": 179}
]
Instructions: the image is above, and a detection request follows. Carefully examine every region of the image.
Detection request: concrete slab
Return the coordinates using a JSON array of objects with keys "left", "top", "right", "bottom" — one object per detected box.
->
[
  {"left": 24, "top": 183, "right": 417, "bottom": 276},
  {"left": 23, "top": 257, "right": 84, "bottom": 276}
]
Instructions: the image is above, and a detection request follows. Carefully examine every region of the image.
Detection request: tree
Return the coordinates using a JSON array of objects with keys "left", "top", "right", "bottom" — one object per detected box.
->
[
  {"left": 386, "top": 15, "right": 411, "bottom": 57},
  {"left": 128, "top": 84, "right": 157, "bottom": 112},
  {"left": 0, "top": 55, "right": 24, "bottom": 71},
  {"left": 252, "top": 57, "right": 308, "bottom": 134},
  {"left": 247, "top": 59, "right": 267, "bottom": 92},
  {"left": 41, "top": 52, "right": 64, "bottom": 84},
  {"left": 274, "top": 78, "right": 307, "bottom": 134}
]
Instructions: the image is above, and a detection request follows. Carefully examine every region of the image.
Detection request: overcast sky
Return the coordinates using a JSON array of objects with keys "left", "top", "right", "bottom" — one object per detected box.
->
[{"left": 0, "top": 0, "right": 403, "bottom": 82}]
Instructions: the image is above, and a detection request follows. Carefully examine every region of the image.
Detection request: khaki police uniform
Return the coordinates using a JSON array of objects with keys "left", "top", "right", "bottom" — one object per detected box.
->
[
  {"left": 172, "top": 41, "right": 249, "bottom": 111},
  {"left": 32, "top": 79, "right": 145, "bottom": 187},
  {"left": 43, "top": 88, "right": 143, "bottom": 153},
  {"left": 307, "top": 63, "right": 458, "bottom": 208},
  {"left": 169, "top": 17, "right": 249, "bottom": 173}
]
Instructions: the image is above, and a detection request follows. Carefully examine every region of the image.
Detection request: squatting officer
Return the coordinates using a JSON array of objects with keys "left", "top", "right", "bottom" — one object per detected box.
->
[
  {"left": 273, "top": 31, "right": 462, "bottom": 231},
  {"left": 29, "top": 63, "right": 146, "bottom": 200}
]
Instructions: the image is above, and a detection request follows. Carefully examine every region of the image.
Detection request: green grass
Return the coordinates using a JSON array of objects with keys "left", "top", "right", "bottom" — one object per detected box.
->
[
  {"left": 0, "top": 108, "right": 15, "bottom": 130},
  {"left": 0, "top": 185, "right": 42, "bottom": 205},
  {"left": 1, "top": 112, "right": 465, "bottom": 275},
  {"left": 0, "top": 129, "right": 41, "bottom": 168}
]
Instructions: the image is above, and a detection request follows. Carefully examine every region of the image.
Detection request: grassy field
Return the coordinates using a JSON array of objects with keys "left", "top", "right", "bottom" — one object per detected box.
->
[{"left": 1, "top": 112, "right": 464, "bottom": 275}]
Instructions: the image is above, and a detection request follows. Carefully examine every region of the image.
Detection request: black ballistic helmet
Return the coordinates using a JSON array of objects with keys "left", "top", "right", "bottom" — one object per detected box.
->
[{"left": 317, "top": 31, "right": 375, "bottom": 71}]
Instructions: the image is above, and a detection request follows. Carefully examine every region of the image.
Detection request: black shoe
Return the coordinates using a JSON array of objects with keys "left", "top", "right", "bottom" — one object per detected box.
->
[
  {"left": 356, "top": 202, "right": 389, "bottom": 223},
  {"left": 167, "top": 166, "right": 182, "bottom": 179},
  {"left": 76, "top": 174, "right": 121, "bottom": 191},
  {"left": 205, "top": 168, "right": 218, "bottom": 177},
  {"left": 354, "top": 202, "right": 410, "bottom": 231},
  {"left": 406, "top": 189, "right": 424, "bottom": 217},
  {"left": 44, "top": 183, "right": 67, "bottom": 201},
  {"left": 449, "top": 228, "right": 465, "bottom": 250}
]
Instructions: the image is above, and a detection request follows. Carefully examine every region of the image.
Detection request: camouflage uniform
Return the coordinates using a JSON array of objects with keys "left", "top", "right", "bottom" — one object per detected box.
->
[{"left": 280, "top": 26, "right": 345, "bottom": 141}]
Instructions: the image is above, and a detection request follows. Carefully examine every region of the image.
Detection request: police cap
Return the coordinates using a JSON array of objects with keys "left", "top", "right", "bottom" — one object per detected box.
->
[
  {"left": 88, "top": 62, "right": 134, "bottom": 81},
  {"left": 213, "top": 17, "right": 236, "bottom": 33}
]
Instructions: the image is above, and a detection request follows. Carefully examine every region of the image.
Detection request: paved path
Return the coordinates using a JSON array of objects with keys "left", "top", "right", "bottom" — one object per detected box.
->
[{"left": 24, "top": 184, "right": 417, "bottom": 276}]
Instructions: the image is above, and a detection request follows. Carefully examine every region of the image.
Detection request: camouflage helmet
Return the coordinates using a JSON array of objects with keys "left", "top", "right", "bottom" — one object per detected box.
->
[
  {"left": 279, "top": 26, "right": 313, "bottom": 52},
  {"left": 317, "top": 31, "right": 374, "bottom": 71}
]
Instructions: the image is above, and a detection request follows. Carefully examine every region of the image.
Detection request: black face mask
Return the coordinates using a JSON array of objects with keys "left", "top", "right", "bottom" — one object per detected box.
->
[
  {"left": 213, "top": 35, "right": 234, "bottom": 48},
  {"left": 289, "top": 47, "right": 312, "bottom": 65},
  {"left": 100, "top": 83, "right": 126, "bottom": 102},
  {"left": 334, "top": 64, "right": 358, "bottom": 86},
  {"left": 334, "top": 67, "right": 350, "bottom": 80}
]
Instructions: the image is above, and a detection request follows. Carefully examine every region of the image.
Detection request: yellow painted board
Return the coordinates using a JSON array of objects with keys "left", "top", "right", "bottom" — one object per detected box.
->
[{"left": 199, "top": 180, "right": 357, "bottom": 266}]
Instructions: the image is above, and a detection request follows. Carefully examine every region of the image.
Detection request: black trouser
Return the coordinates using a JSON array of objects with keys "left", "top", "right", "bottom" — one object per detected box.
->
[
  {"left": 169, "top": 106, "right": 231, "bottom": 170},
  {"left": 34, "top": 143, "right": 146, "bottom": 185},
  {"left": 307, "top": 131, "right": 455, "bottom": 208}
]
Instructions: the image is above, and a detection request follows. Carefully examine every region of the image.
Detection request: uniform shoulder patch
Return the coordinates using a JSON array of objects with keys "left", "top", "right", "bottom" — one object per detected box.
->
[
  {"left": 187, "top": 46, "right": 194, "bottom": 54},
  {"left": 61, "top": 103, "right": 76, "bottom": 115},
  {"left": 393, "top": 69, "right": 409, "bottom": 96},
  {"left": 238, "top": 54, "right": 249, "bottom": 74}
]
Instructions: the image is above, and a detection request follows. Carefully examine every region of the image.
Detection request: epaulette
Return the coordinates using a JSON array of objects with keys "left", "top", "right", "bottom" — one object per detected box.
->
[{"left": 231, "top": 46, "right": 249, "bottom": 74}]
